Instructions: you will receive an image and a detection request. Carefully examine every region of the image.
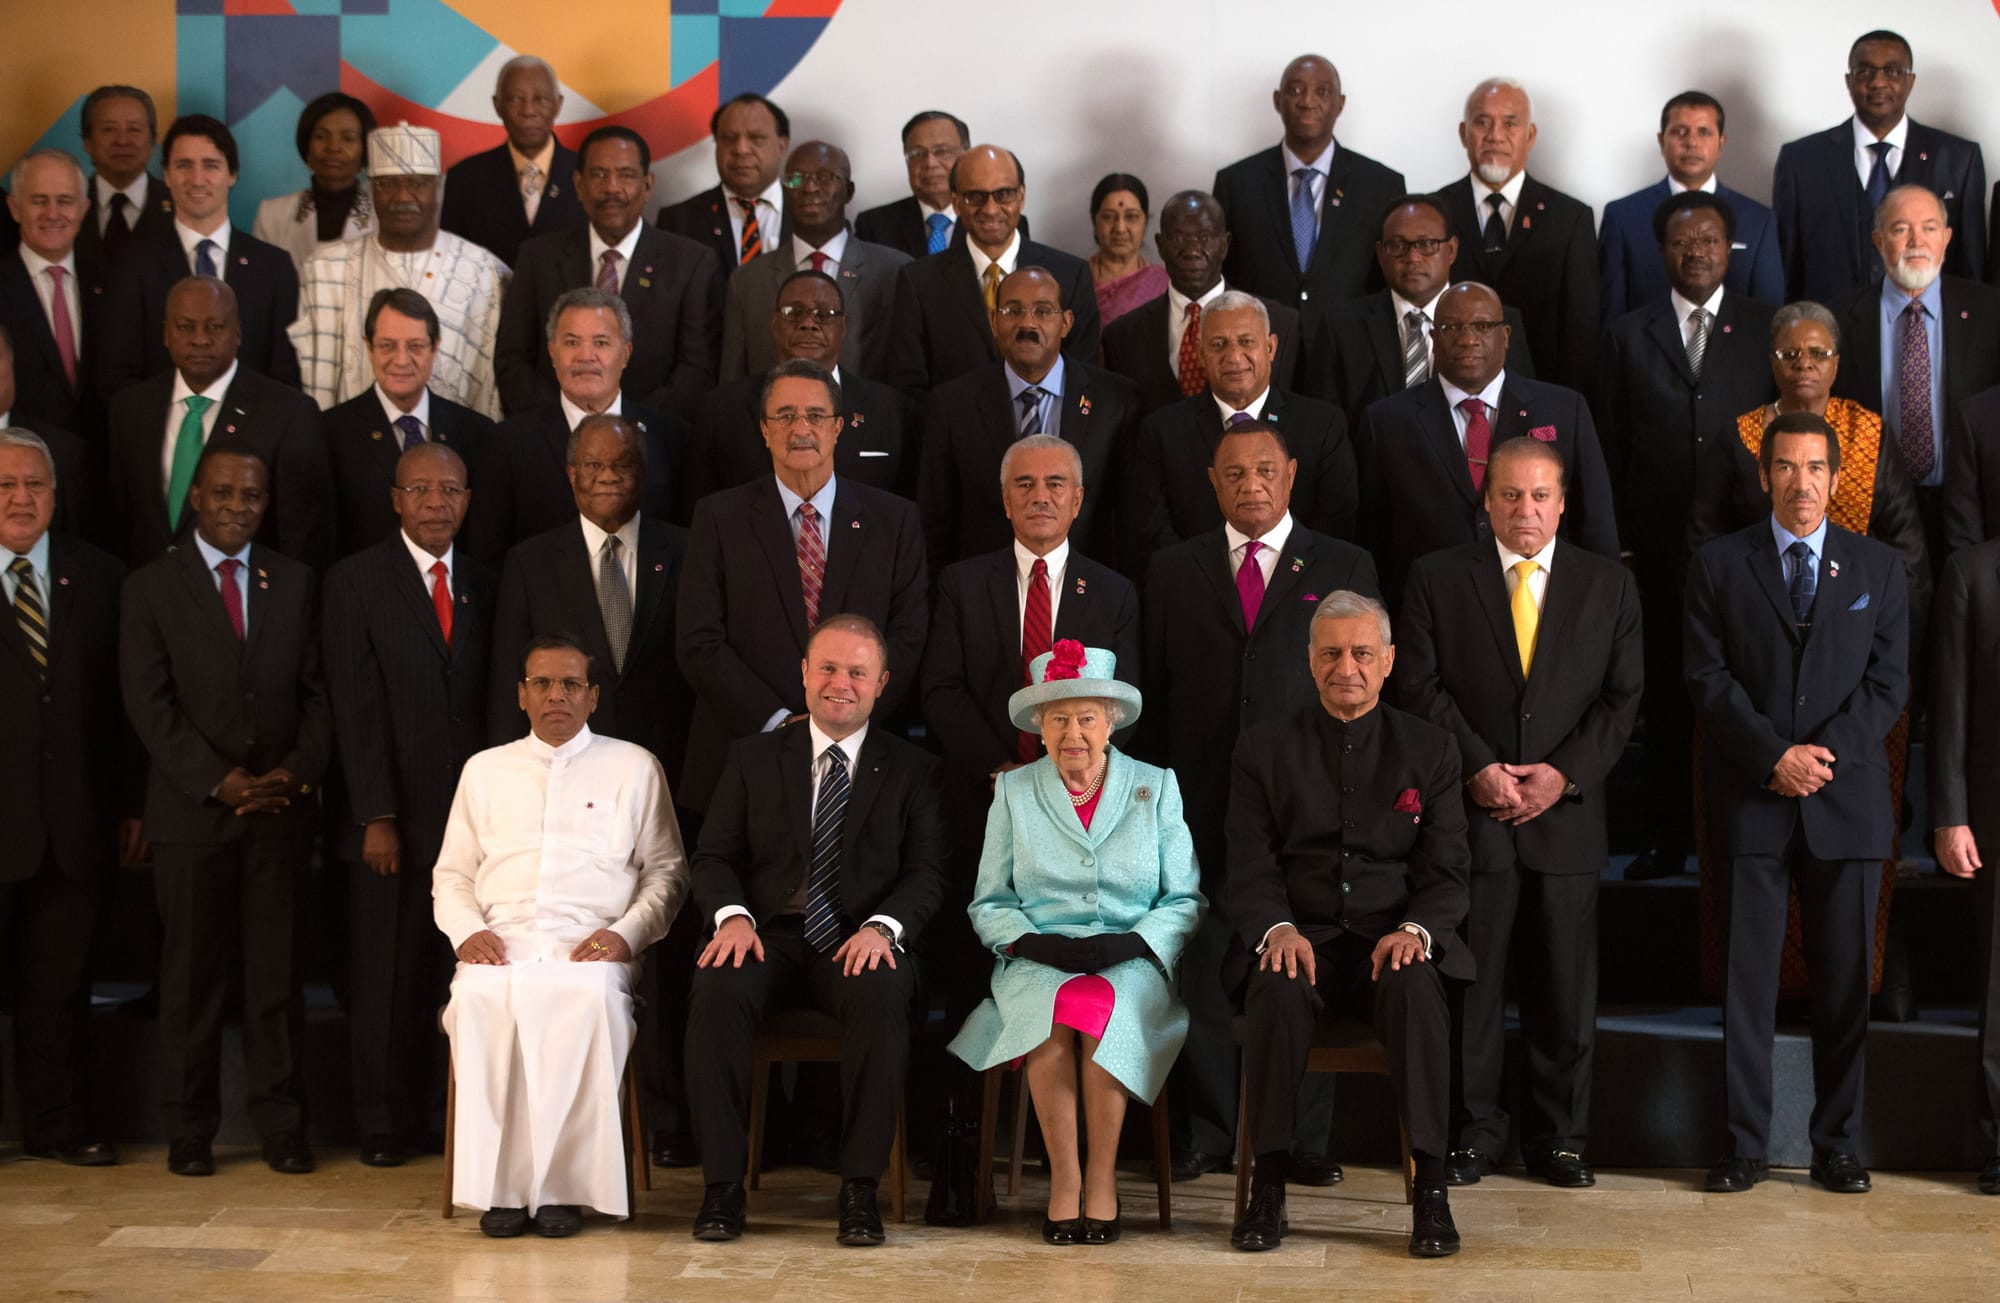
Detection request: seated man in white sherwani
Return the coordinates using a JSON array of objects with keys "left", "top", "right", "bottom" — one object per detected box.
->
[{"left": 434, "top": 633, "right": 688, "bottom": 1238}]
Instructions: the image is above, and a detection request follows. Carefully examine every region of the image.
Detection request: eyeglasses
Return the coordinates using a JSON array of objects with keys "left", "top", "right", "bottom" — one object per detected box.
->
[
  {"left": 1848, "top": 62, "right": 1911, "bottom": 82},
  {"left": 1432, "top": 320, "right": 1507, "bottom": 337},
  {"left": 995, "top": 303, "right": 1064, "bottom": 320},
  {"left": 392, "top": 482, "right": 466, "bottom": 499},
  {"left": 1773, "top": 346, "right": 1837, "bottom": 364},
  {"left": 777, "top": 304, "right": 845, "bottom": 323},
  {"left": 572, "top": 458, "right": 641, "bottom": 479},
  {"left": 783, "top": 169, "right": 848, "bottom": 191},
  {"left": 1378, "top": 236, "right": 1449, "bottom": 257},
  {"left": 904, "top": 144, "right": 961, "bottom": 164},
  {"left": 1665, "top": 235, "right": 1725, "bottom": 254},
  {"left": 522, "top": 676, "right": 590, "bottom": 696},
  {"left": 956, "top": 186, "right": 1021, "bottom": 209},
  {"left": 761, "top": 409, "right": 842, "bottom": 431}
]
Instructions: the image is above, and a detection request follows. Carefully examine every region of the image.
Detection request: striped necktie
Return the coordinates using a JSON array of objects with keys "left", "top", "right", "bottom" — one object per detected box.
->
[
  {"left": 803, "top": 745, "right": 851, "bottom": 954},
  {"left": 10, "top": 557, "right": 47, "bottom": 669},
  {"left": 797, "top": 502, "right": 825, "bottom": 629},
  {"left": 1686, "top": 307, "right": 1711, "bottom": 380},
  {"left": 735, "top": 196, "right": 762, "bottom": 264},
  {"left": 1403, "top": 309, "right": 1430, "bottom": 388}
]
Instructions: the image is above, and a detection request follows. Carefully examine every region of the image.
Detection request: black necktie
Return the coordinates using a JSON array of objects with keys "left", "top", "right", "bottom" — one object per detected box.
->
[
  {"left": 103, "top": 192, "right": 133, "bottom": 261},
  {"left": 1482, "top": 193, "right": 1507, "bottom": 254}
]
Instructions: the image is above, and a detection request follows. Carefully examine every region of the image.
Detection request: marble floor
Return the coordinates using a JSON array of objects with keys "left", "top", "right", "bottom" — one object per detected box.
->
[{"left": 3, "top": 1150, "right": 1998, "bottom": 1302}]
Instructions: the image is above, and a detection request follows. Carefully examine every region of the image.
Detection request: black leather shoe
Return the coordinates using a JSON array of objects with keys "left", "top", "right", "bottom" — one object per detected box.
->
[
  {"left": 1624, "top": 845, "right": 1688, "bottom": 881},
  {"left": 167, "top": 1137, "right": 214, "bottom": 1177},
  {"left": 1703, "top": 1156, "right": 1769, "bottom": 1192},
  {"left": 1229, "top": 1184, "right": 1287, "bottom": 1252},
  {"left": 1539, "top": 1150, "right": 1596, "bottom": 1188},
  {"left": 1445, "top": 1148, "right": 1494, "bottom": 1186},
  {"left": 692, "top": 1182, "right": 746, "bottom": 1240},
  {"left": 1081, "top": 1198, "right": 1121, "bottom": 1245},
  {"left": 1041, "top": 1215, "right": 1083, "bottom": 1245},
  {"left": 533, "top": 1204, "right": 583, "bottom": 1237},
  {"left": 836, "top": 1180, "right": 884, "bottom": 1246},
  {"left": 262, "top": 1131, "right": 316, "bottom": 1174},
  {"left": 25, "top": 1137, "right": 119, "bottom": 1167},
  {"left": 1809, "top": 1149, "right": 1871, "bottom": 1193},
  {"left": 1287, "top": 1152, "right": 1344, "bottom": 1186},
  {"left": 357, "top": 1135, "right": 405, "bottom": 1168},
  {"left": 1409, "top": 1185, "right": 1461, "bottom": 1258},
  {"left": 1979, "top": 1157, "right": 2000, "bottom": 1195},
  {"left": 479, "top": 1207, "right": 529, "bottom": 1238},
  {"left": 1168, "top": 1149, "right": 1233, "bottom": 1182},
  {"left": 651, "top": 1135, "right": 700, "bottom": 1168}
]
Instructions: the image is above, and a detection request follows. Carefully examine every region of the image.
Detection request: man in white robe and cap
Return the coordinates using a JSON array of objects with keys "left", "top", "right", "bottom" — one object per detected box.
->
[
  {"left": 434, "top": 632, "right": 687, "bottom": 1237},
  {"left": 291, "top": 123, "right": 510, "bottom": 419}
]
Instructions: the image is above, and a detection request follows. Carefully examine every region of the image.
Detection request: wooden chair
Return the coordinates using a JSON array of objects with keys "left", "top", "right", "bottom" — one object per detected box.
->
[
  {"left": 747, "top": 1008, "right": 907, "bottom": 1222},
  {"left": 975, "top": 1065, "right": 1174, "bottom": 1228},
  {"left": 1231, "top": 1015, "right": 1413, "bottom": 1220}
]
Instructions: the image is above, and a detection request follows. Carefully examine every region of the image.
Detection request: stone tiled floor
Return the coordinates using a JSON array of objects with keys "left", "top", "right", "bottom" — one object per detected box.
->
[{"left": 4, "top": 1149, "right": 1997, "bottom": 1301}]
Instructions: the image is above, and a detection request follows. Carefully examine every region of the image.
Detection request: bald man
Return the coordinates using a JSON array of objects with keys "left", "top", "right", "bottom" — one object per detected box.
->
[{"left": 439, "top": 55, "right": 584, "bottom": 266}]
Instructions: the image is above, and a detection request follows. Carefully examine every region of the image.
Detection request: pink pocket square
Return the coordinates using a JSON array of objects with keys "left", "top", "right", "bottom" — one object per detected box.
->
[
  {"left": 1393, "top": 788, "right": 1422, "bottom": 815},
  {"left": 1528, "top": 425, "right": 1558, "bottom": 442}
]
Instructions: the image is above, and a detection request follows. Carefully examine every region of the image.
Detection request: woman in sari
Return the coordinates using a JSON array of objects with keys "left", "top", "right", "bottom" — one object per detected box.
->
[{"left": 1087, "top": 174, "right": 1168, "bottom": 327}]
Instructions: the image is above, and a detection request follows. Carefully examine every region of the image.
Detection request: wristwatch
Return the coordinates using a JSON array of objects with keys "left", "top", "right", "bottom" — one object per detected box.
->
[
  {"left": 864, "top": 920, "right": 897, "bottom": 946},
  {"left": 1563, "top": 779, "right": 1580, "bottom": 798}
]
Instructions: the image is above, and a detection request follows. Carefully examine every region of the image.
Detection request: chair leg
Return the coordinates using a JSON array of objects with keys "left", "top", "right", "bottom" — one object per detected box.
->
[
  {"left": 890, "top": 1103, "right": 908, "bottom": 1223},
  {"left": 1232, "top": 1068, "right": 1252, "bottom": 1223},
  {"left": 1008, "top": 1069, "right": 1029, "bottom": 1197},
  {"left": 747, "top": 1060, "right": 769, "bottom": 1193},
  {"left": 442, "top": 1054, "right": 457, "bottom": 1219},
  {"left": 629, "top": 1064, "right": 651, "bottom": 1194},
  {"left": 1399, "top": 1117, "right": 1414, "bottom": 1205},
  {"left": 976, "top": 1067, "right": 1001, "bottom": 1221},
  {"left": 1150, "top": 1083, "right": 1172, "bottom": 1231}
]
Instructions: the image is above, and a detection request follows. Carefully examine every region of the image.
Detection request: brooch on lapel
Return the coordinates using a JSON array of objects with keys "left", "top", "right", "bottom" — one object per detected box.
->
[
  {"left": 158, "top": 197, "right": 172, "bottom": 213},
  {"left": 1302, "top": 592, "right": 1319, "bottom": 603},
  {"left": 1290, "top": 557, "right": 1304, "bottom": 572},
  {"left": 58, "top": 576, "right": 69, "bottom": 586},
  {"left": 654, "top": 563, "right": 665, "bottom": 573},
  {"left": 1722, "top": 324, "right": 1733, "bottom": 334},
  {"left": 225, "top": 424, "right": 238, "bottom": 435},
  {"left": 1135, "top": 786, "right": 1151, "bottom": 802},
  {"left": 547, "top": 183, "right": 560, "bottom": 198},
  {"left": 850, "top": 519, "right": 861, "bottom": 529},
  {"left": 1828, "top": 559, "right": 1841, "bottom": 579},
  {"left": 850, "top": 412, "right": 865, "bottom": 426},
  {"left": 1075, "top": 577, "right": 1087, "bottom": 594},
  {"left": 237, "top": 256, "right": 249, "bottom": 266},
  {"left": 1393, "top": 788, "right": 1422, "bottom": 822},
  {"left": 1920, "top": 152, "right": 1930, "bottom": 162},
  {"left": 1528, "top": 425, "right": 1557, "bottom": 442},
  {"left": 639, "top": 277, "right": 652, "bottom": 288},
  {"left": 1962, "top": 311, "right": 1971, "bottom": 320},
  {"left": 370, "top": 430, "right": 383, "bottom": 440}
]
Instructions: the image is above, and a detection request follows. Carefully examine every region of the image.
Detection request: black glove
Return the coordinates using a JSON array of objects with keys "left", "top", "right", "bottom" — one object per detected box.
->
[
  {"left": 1009, "top": 933, "right": 1090, "bottom": 971},
  {"left": 1011, "top": 932, "right": 1154, "bottom": 973}
]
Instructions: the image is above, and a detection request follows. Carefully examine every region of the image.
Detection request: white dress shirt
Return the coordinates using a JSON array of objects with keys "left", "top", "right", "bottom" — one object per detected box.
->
[
  {"left": 791, "top": 225, "right": 850, "bottom": 276},
  {"left": 400, "top": 529, "right": 454, "bottom": 601},
  {"left": 1281, "top": 139, "right": 1337, "bottom": 223},
  {"left": 162, "top": 360, "right": 238, "bottom": 495},
  {"left": 1439, "top": 370, "right": 1507, "bottom": 450},
  {"left": 173, "top": 217, "right": 231, "bottom": 274},
  {"left": 1167, "top": 279, "right": 1230, "bottom": 368},
  {"left": 1390, "top": 286, "right": 1446, "bottom": 373},
  {"left": 1224, "top": 511, "right": 1293, "bottom": 588},
  {"left": 374, "top": 382, "right": 433, "bottom": 437},
  {"left": 94, "top": 174, "right": 147, "bottom": 235},
  {"left": 1670, "top": 284, "right": 1726, "bottom": 352},
  {"left": 1470, "top": 170, "right": 1528, "bottom": 238},
  {"left": 191, "top": 529, "right": 252, "bottom": 638},
  {"left": 723, "top": 177, "right": 785, "bottom": 257},
  {"left": 587, "top": 222, "right": 644, "bottom": 293},
  {"left": 577, "top": 511, "right": 640, "bottom": 598},
  {"left": 1666, "top": 173, "right": 1719, "bottom": 196},
  {"left": 1014, "top": 536, "right": 1069, "bottom": 631},
  {"left": 559, "top": 389, "right": 623, "bottom": 431},
  {"left": 1213, "top": 386, "right": 1271, "bottom": 426},
  {"left": 968, "top": 229, "right": 1021, "bottom": 286},
  {"left": 1852, "top": 114, "right": 1909, "bottom": 190},
  {"left": 1497, "top": 533, "right": 1557, "bottom": 609},
  {"left": 18, "top": 245, "right": 81, "bottom": 357}
]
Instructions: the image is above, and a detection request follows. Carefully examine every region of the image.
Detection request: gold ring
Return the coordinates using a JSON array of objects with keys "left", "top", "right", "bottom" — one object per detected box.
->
[{"left": 590, "top": 940, "right": 605, "bottom": 952}]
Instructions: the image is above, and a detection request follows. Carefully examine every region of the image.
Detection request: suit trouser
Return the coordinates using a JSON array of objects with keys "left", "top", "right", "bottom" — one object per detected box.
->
[
  {"left": 154, "top": 815, "right": 312, "bottom": 1141},
  {"left": 1976, "top": 840, "right": 2000, "bottom": 1152},
  {"left": 0, "top": 854, "right": 101, "bottom": 1147},
  {"left": 1636, "top": 550, "right": 1693, "bottom": 854},
  {"left": 1718, "top": 838, "right": 1879, "bottom": 1159},
  {"left": 640, "top": 806, "right": 702, "bottom": 1151},
  {"left": 345, "top": 850, "right": 453, "bottom": 1140},
  {"left": 1241, "top": 932, "right": 1450, "bottom": 1160},
  {"left": 686, "top": 916, "right": 917, "bottom": 1183},
  {"left": 1454, "top": 864, "right": 1599, "bottom": 1158}
]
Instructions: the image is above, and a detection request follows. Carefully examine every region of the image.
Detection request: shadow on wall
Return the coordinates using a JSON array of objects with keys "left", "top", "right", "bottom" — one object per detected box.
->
[{"left": 1039, "top": 50, "right": 1178, "bottom": 256}]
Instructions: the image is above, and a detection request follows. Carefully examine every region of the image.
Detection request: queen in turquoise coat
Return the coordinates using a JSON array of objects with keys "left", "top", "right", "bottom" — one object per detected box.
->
[{"left": 949, "top": 641, "right": 1205, "bottom": 1244}]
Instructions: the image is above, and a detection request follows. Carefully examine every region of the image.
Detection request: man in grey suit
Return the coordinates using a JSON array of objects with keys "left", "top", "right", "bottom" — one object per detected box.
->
[{"left": 720, "top": 142, "right": 908, "bottom": 385}]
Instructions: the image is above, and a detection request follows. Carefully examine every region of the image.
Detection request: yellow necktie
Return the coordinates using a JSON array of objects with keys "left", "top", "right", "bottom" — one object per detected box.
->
[
  {"left": 981, "top": 262, "right": 1002, "bottom": 314},
  {"left": 1510, "top": 559, "right": 1539, "bottom": 676}
]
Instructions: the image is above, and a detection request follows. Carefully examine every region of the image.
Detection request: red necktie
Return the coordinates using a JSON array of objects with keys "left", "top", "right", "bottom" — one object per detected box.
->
[
  {"left": 1177, "top": 301, "right": 1205, "bottom": 396},
  {"left": 808, "top": 250, "right": 828, "bottom": 273},
  {"left": 1236, "top": 540, "right": 1265, "bottom": 632},
  {"left": 797, "top": 502, "right": 825, "bottom": 629},
  {"left": 430, "top": 560, "right": 453, "bottom": 649},
  {"left": 45, "top": 266, "right": 77, "bottom": 389},
  {"left": 216, "top": 558, "right": 245, "bottom": 641},
  {"left": 735, "top": 197, "right": 762, "bottom": 264},
  {"left": 1018, "top": 558, "right": 1051, "bottom": 761},
  {"left": 1460, "top": 397, "right": 1492, "bottom": 492}
]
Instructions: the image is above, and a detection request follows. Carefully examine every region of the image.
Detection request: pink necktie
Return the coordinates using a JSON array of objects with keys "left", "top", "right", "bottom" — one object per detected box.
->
[
  {"left": 45, "top": 266, "right": 77, "bottom": 389},
  {"left": 597, "top": 250, "right": 621, "bottom": 293},
  {"left": 1460, "top": 397, "right": 1492, "bottom": 492},
  {"left": 1236, "top": 540, "right": 1265, "bottom": 632},
  {"left": 797, "top": 502, "right": 825, "bottom": 629},
  {"left": 216, "top": 558, "right": 245, "bottom": 641}
]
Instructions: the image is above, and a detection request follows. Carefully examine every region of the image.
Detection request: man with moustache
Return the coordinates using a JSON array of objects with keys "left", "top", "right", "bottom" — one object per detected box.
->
[
  {"left": 919, "top": 265, "right": 1139, "bottom": 566},
  {"left": 325, "top": 441, "right": 494, "bottom": 1167},
  {"left": 1100, "top": 190, "right": 1300, "bottom": 417},
  {"left": 659, "top": 93, "right": 791, "bottom": 281},
  {"left": 440, "top": 56, "right": 584, "bottom": 269},
  {"left": 497, "top": 125, "right": 722, "bottom": 419},
  {"left": 1, "top": 150, "right": 103, "bottom": 436},
  {"left": 855, "top": 111, "right": 970, "bottom": 260},
  {"left": 721, "top": 141, "right": 909, "bottom": 384},
  {"left": 75, "top": 86, "right": 173, "bottom": 267}
]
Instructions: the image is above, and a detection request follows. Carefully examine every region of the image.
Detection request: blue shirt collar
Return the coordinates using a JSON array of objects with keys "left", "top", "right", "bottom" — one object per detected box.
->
[
  {"left": 1005, "top": 354, "right": 1065, "bottom": 402},
  {"left": 6, "top": 531, "right": 51, "bottom": 583},
  {"left": 191, "top": 530, "right": 252, "bottom": 573},
  {"left": 1880, "top": 273, "right": 1943, "bottom": 323},
  {"left": 775, "top": 472, "right": 838, "bottom": 523},
  {"left": 1770, "top": 513, "right": 1829, "bottom": 560}
]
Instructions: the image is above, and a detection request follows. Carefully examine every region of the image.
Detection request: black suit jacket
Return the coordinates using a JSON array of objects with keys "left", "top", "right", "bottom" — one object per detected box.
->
[
  {"left": 488, "top": 514, "right": 694, "bottom": 787},
  {"left": 855, "top": 196, "right": 928, "bottom": 261},
  {"left": 676, "top": 475, "right": 928, "bottom": 810},
  {"left": 119, "top": 541, "right": 332, "bottom": 844},
  {"left": 461, "top": 395, "right": 684, "bottom": 562},
  {"left": 1121, "top": 387, "right": 1357, "bottom": 578},
  {"left": 1359, "top": 373, "right": 1618, "bottom": 608},
  {"left": 104, "top": 366, "right": 331, "bottom": 569},
  {"left": 494, "top": 224, "right": 723, "bottom": 418},
  {"left": 76, "top": 175, "right": 174, "bottom": 266},
  {"left": 0, "top": 247, "right": 106, "bottom": 435},
  {"left": 1098, "top": 289, "right": 1300, "bottom": 416},
  {"left": 323, "top": 537, "right": 494, "bottom": 860},
  {"left": 1944, "top": 383, "right": 2000, "bottom": 554},
  {"left": 1302, "top": 290, "right": 1534, "bottom": 433},
  {"left": 1828, "top": 276, "right": 2000, "bottom": 436},
  {"left": 1224, "top": 703, "right": 1471, "bottom": 979},
  {"left": 1398, "top": 539, "right": 1643, "bottom": 875},
  {"left": 687, "top": 371, "right": 916, "bottom": 504},
  {"left": 1140, "top": 523, "right": 1378, "bottom": 886},
  {"left": 1597, "top": 292, "right": 1777, "bottom": 558},
  {"left": 1211, "top": 142, "right": 1406, "bottom": 309},
  {"left": 1442, "top": 174, "right": 1600, "bottom": 392},
  {"left": 1685, "top": 520, "right": 1909, "bottom": 860},
  {"left": 1774, "top": 119, "right": 1988, "bottom": 304},
  {"left": 439, "top": 142, "right": 586, "bottom": 268},
  {"left": 917, "top": 360, "right": 1138, "bottom": 566},
  {"left": 323, "top": 388, "right": 492, "bottom": 558},
  {"left": 884, "top": 237, "right": 1101, "bottom": 395},
  {"left": 0, "top": 533, "right": 127, "bottom": 882},
  {"left": 97, "top": 227, "right": 300, "bottom": 394},
  {"left": 1929, "top": 539, "right": 2000, "bottom": 843},
  {"left": 691, "top": 721, "right": 948, "bottom": 941},
  {"left": 658, "top": 184, "right": 791, "bottom": 280}
]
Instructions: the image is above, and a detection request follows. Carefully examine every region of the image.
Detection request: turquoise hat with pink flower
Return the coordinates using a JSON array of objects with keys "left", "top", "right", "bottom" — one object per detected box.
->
[{"left": 1006, "top": 639, "right": 1144, "bottom": 732}]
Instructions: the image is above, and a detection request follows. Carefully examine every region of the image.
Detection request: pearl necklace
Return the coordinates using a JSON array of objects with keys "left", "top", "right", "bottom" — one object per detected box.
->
[{"left": 1066, "top": 760, "right": 1108, "bottom": 807}]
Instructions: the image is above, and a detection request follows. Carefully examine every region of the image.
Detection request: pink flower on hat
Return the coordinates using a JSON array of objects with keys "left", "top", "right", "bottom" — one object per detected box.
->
[{"left": 1043, "top": 639, "right": 1087, "bottom": 682}]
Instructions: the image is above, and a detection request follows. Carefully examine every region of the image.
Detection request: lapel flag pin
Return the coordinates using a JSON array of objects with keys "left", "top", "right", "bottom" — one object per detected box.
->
[
  {"left": 1078, "top": 395, "right": 1092, "bottom": 416},
  {"left": 654, "top": 563, "right": 664, "bottom": 572},
  {"left": 639, "top": 277, "right": 652, "bottom": 288},
  {"left": 237, "top": 256, "right": 249, "bottom": 266},
  {"left": 1828, "top": 559, "right": 1840, "bottom": 578},
  {"left": 371, "top": 430, "right": 383, "bottom": 440},
  {"left": 851, "top": 412, "right": 865, "bottom": 426},
  {"left": 1076, "top": 577, "right": 1088, "bottom": 594},
  {"left": 850, "top": 519, "right": 860, "bottom": 529},
  {"left": 1291, "top": 557, "right": 1304, "bottom": 572},
  {"left": 58, "top": 576, "right": 69, "bottom": 586},
  {"left": 1723, "top": 324, "right": 1733, "bottom": 333}
]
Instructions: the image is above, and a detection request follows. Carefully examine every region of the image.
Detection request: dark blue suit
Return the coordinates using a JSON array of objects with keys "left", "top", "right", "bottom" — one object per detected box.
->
[{"left": 1597, "top": 179, "right": 1783, "bottom": 324}]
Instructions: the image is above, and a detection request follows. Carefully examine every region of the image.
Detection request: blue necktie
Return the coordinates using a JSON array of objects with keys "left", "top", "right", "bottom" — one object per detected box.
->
[
  {"left": 394, "top": 414, "right": 425, "bottom": 451},
  {"left": 1290, "top": 167, "right": 1318, "bottom": 272},
  {"left": 195, "top": 238, "right": 217, "bottom": 278},
  {"left": 1786, "top": 539, "right": 1817, "bottom": 627},
  {"left": 803, "top": 745, "right": 851, "bottom": 954},
  {"left": 925, "top": 212, "right": 950, "bottom": 256},
  {"left": 1865, "top": 141, "right": 1892, "bottom": 210}
]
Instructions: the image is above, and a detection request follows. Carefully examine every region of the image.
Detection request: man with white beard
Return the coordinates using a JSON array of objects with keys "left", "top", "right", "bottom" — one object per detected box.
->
[{"left": 434, "top": 633, "right": 687, "bottom": 1238}]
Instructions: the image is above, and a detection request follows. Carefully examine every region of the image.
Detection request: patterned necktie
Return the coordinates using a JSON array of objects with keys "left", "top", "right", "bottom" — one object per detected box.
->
[
  {"left": 981, "top": 262, "right": 1002, "bottom": 314},
  {"left": 1686, "top": 306, "right": 1712, "bottom": 380},
  {"left": 796, "top": 502, "right": 825, "bottom": 629},
  {"left": 394, "top": 414, "right": 425, "bottom": 450},
  {"left": 1018, "top": 557, "right": 1051, "bottom": 762},
  {"left": 596, "top": 249, "right": 622, "bottom": 293},
  {"left": 1403, "top": 309, "right": 1430, "bottom": 388},
  {"left": 808, "top": 250, "right": 828, "bottom": 274},
  {"left": 1482, "top": 192, "right": 1507, "bottom": 254},
  {"left": 216, "top": 558, "right": 245, "bottom": 640},
  {"left": 803, "top": 745, "right": 850, "bottom": 954},
  {"left": 597, "top": 534, "right": 632, "bottom": 673},
  {"left": 195, "top": 238, "right": 217, "bottom": 278},
  {"left": 1016, "top": 385, "right": 1046, "bottom": 438},
  {"left": 1289, "top": 168, "right": 1318, "bottom": 272},
  {"left": 1786, "top": 539, "right": 1816, "bottom": 627},
  {"left": 1236, "top": 539, "right": 1265, "bottom": 631},
  {"left": 10, "top": 557, "right": 47, "bottom": 669},
  {"left": 520, "top": 163, "right": 544, "bottom": 225},
  {"left": 429, "top": 559, "right": 453, "bottom": 649},
  {"left": 103, "top": 192, "right": 132, "bottom": 261},
  {"left": 166, "top": 395, "right": 213, "bottom": 530},
  {"left": 1460, "top": 397, "right": 1492, "bottom": 491},
  {"left": 1177, "top": 300, "right": 1206, "bottom": 396},
  {"left": 45, "top": 266, "right": 77, "bottom": 389},
  {"left": 925, "top": 212, "right": 951, "bottom": 256},
  {"left": 734, "top": 197, "right": 762, "bottom": 264},
  {"left": 1899, "top": 301, "right": 1935, "bottom": 481},
  {"left": 1510, "top": 558, "right": 1539, "bottom": 676}
]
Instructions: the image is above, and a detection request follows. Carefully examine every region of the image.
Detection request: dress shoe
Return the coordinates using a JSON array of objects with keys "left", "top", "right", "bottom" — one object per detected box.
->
[
  {"left": 262, "top": 1132, "right": 316, "bottom": 1175},
  {"left": 1229, "top": 1184, "right": 1287, "bottom": 1252},
  {"left": 479, "top": 1207, "right": 529, "bottom": 1238},
  {"left": 25, "top": 1137, "right": 118, "bottom": 1167},
  {"left": 1703, "top": 1156, "right": 1769, "bottom": 1193},
  {"left": 1041, "top": 1215, "right": 1083, "bottom": 1245},
  {"left": 167, "top": 1137, "right": 214, "bottom": 1177},
  {"left": 1624, "top": 845, "right": 1688, "bottom": 881},
  {"left": 357, "top": 1135, "right": 405, "bottom": 1168},
  {"left": 1978, "top": 1157, "right": 2000, "bottom": 1195},
  {"left": 1537, "top": 1150, "right": 1596, "bottom": 1188},
  {"left": 1445, "top": 1148, "right": 1494, "bottom": 1186},
  {"left": 1081, "top": 1198, "right": 1121, "bottom": 1245},
  {"left": 1809, "top": 1149, "right": 1871, "bottom": 1194},
  {"left": 1167, "top": 1149, "right": 1233, "bottom": 1182},
  {"left": 1286, "top": 1152, "right": 1344, "bottom": 1186},
  {"left": 692, "top": 1182, "right": 747, "bottom": 1240},
  {"left": 1408, "top": 1185, "right": 1461, "bottom": 1258},
  {"left": 836, "top": 1179, "right": 885, "bottom": 1246},
  {"left": 651, "top": 1135, "right": 700, "bottom": 1168},
  {"left": 533, "top": 1204, "right": 583, "bottom": 1237}
]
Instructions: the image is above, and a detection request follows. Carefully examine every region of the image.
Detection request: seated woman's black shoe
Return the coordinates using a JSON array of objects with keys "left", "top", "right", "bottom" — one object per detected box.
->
[
  {"left": 1080, "top": 1209, "right": 1121, "bottom": 1245},
  {"left": 1041, "top": 1215, "right": 1083, "bottom": 1245}
]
